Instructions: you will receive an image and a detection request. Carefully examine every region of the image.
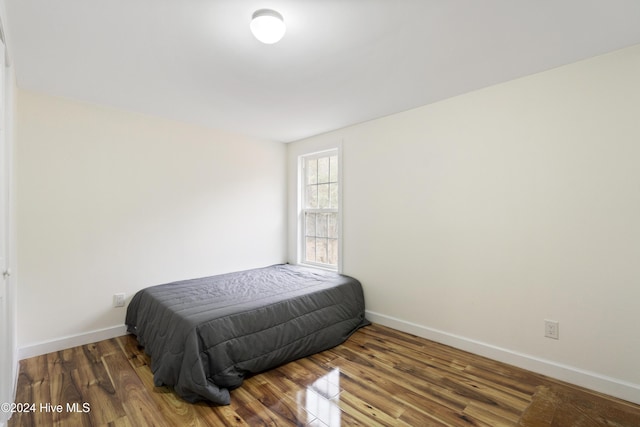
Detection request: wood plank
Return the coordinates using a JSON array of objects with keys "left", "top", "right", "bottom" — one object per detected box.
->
[
  {"left": 102, "top": 351, "right": 164, "bottom": 427},
  {"left": 333, "top": 389, "right": 402, "bottom": 426},
  {"left": 319, "top": 352, "right": 481, "bottom": 425},
  {"left": 69, "top": 357, "right": 125, "bottom": 425},
  {"left": 234, "top": 399, "right": 299, "bottom": 427},
  {"left": 347, "top": 336, "right": 530, "bottom": 415},
  {"left": 117, "top": 334, "right": 152, "bottom": 369},
  {"left": 396, "top": 404, "right": 451, "bottom": 427},
  {"left": 325, "top": 345, "right": 471, "bottom": 410},
  {"left": 116, "top": 334, "right": 223, "bottom": 426},
  {"left": 463, "top": 401, "right": 520, "bottom": 426},
  {"left": 300, "top": 356, "right": 407, "bottom": 420},
  {"left": 237, "top": 379, "right": 317, "bottom": 426},
  {"left": 352, "top": 325, "right": 536, "bottom": 404},
  {"left": 9, "top": 360, "right": 40, "bottom": 427},
  {"left": 194, "top": 402, "right": 252, "bottom": 427}
]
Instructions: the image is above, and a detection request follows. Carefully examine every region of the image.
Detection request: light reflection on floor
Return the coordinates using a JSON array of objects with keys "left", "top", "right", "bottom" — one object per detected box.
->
[{"left": 302, "top": 368, "right": 342, "bottom": 426}]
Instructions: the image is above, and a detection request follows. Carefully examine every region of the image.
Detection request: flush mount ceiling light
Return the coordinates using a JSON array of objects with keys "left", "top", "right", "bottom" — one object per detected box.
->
[{"left": 250, "top": 9, "right": 286, "bottom": 44}]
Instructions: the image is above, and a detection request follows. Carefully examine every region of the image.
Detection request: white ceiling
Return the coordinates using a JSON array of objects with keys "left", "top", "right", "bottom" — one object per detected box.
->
[{"left": 5, "top": 0, "right": 640, "bottom": 142}]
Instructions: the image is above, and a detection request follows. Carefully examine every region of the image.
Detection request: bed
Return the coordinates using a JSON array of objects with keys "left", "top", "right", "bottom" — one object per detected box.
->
[{"left": 125, "top": 263, "right": 369, "bottom": 405}]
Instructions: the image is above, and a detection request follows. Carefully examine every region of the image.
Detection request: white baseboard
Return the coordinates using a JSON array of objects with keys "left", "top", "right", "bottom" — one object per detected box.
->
[
  {"left": 18, "top": 325, "right": 128, "bottom": 360},
  {"left": 365, "top": 310, "right": 640, "bottom": 405}
]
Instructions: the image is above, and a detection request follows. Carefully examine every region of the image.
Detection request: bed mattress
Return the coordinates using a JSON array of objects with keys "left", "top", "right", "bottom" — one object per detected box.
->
[{"left": 125, "top": 263, "right": 369, "bottom": 404}]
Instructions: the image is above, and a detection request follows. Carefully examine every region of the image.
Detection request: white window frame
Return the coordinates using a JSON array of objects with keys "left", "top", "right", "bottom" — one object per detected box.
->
[{"left": 298, "top": 148, "right": 342, "bottom": 271}]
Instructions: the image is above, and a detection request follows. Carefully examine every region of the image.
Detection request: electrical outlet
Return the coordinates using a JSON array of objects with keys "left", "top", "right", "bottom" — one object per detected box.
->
[
  {"left": 114, "top": 293, "right": 126, "bottom": 308},
  {"left": 544, "top": 319, "right": 559, "bottom": 339}
]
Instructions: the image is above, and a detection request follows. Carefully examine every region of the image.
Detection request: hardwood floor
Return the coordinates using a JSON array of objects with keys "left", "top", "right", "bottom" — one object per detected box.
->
[{"left": 8, "top": 324, "right": 640, "bottom": 426}]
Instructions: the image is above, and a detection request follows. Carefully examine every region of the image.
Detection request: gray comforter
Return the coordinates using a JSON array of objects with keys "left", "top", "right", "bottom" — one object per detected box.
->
[{"left": 125, "top": 264, "right": 369, "bottom": 405}]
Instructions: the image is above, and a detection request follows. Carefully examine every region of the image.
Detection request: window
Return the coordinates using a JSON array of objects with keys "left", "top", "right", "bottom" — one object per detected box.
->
[{"left": 300, "top": 149, "right": 340, "bottom": 269}]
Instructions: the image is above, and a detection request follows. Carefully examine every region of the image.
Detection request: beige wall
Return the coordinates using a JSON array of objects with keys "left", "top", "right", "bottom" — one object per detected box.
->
[
  {"left": 288, "top": 45, "right": 640, "bottom": 403},
  {"left": 17, "top": 91, "right": 286, "bottom": 350}
]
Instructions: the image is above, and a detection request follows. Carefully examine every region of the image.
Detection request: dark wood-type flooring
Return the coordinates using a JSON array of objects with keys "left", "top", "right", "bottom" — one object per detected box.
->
[{"left": 8, "top": 324, "right": 640, "bottom": 426}]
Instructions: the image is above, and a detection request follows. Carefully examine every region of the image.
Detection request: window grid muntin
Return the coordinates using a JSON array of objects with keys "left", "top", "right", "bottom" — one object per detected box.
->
[{"left": 301, "top": 150, "right": 339, "bottom": 269}]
